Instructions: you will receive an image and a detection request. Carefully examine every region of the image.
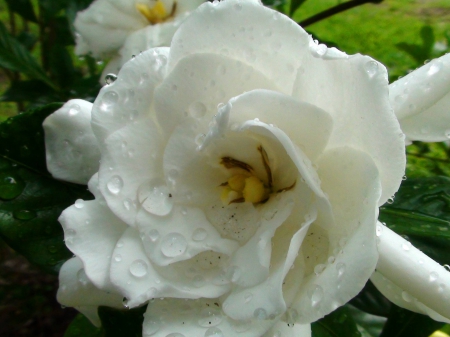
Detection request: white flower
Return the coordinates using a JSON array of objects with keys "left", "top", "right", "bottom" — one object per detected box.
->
[
  {"left": 44, "top": 0, "right": 411, "bottom": 335},
  {"left": 74, "top": 0, "right": 204, "bottom": 76},
  {"left": 389, "top": 53, "right": 450, "bottom": 144}
]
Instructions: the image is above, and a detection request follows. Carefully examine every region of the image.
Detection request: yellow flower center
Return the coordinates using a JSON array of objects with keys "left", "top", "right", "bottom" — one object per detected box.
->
[
  {"left": 136, "top": 1, "right": 176, "bottom": 25},
  {"left": 221, "top": 174, "right": 269, "bottom": 205}
]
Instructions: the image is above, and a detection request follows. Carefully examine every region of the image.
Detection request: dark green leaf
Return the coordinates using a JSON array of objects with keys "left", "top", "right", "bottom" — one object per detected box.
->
[
  {"left": 64, "top": 314, "right": 103, "bottom": 337},
  {"left": 290, "top": 0, "right": 307, "bottom": 16},
  {"left": 396, "top": 26, "right": 435, "bottom": 65},
  {"left": 380, "top": 304, "right": 444, "bottom": 337},
  {"left": 49, "top": 45, "right": 76, "bottom": 89},
  {"left": 0, "top": 21, "right": 56, "bottom": 89},
  {"left": 5, "top": 0, "right": 37, "bottom": 22},
  {"left": 39, "top": 0, "right": 68, "bottom": 20},
  {"left": 16, "top": 31, "right": 38, "bottom": 50},
  {"left": 311, "top": 306, "right": 362, "bottom": 337},
  {"left": 0, "top": 103, "right": 93, "bottom": 274},
  {"left": 0, "top": 80, "right": 58, "bottom": 104},
  {"left": 350, "top": 280, "right": 392, "bottom": 317},
  {"left": 54, "top": 17, "right": 76, "bottom": 46},
  {"left": 379, "top": 176, "right": 450, "bottom": 265},
  {"left": 98, "top": 305, "right": 147, "bottom": 337}
]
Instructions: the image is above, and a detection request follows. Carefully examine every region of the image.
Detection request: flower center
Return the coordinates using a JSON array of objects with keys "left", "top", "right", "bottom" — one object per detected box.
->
[
  {"left": 136, "top": 1, "right": 177, "bottom": 25},
  {"left": 220, "top": 146, "right": 295, "bottom": 205}
]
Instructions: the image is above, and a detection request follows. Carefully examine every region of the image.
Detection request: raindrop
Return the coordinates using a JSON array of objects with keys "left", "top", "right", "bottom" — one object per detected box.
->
[
  {"left": 444, "top": 264, "right": 450, "bottom": 272},
  {"left": 429, "top": 271, "right": 439, "bottom": 282},
  {"left": 107, "top": 175, "right": 123, "bottom": 195},
  {"left": 189, "top": 101, "right": 207, "bottom": 118},
  {"left": 114, "top": 254, "right": 122, "bottom": 262},
  {"left": 253, "top": 308, "right": 267, "bottom": 320},
  {"left": 192, "top": 228, "right": 208, "bottom": 241},
  {"left": 234, "top": 3, "right": 242, "bottom": 10},
  {"left": 428, "top": 62, "right": 442, "bottom": 76},
  {"left": 161, "top": 233, "right": 188, "bottom": 257},
  {"left": 205, "top": 327, "right": 224, "bottom": 337},
  {"left": 310, "top": 285, "right": 324, "bottom": 307},
  {"left": 402, "top": 175, "right": 407, "bottom": 181},
  {"left": 198, "top": 307, "right": 222, "bottom": 327},
  {"left": 129, "top": 259, "right": 148, "bottom": 278},
  {"left": 139, "top": 180, "right": 173, "bottom": 216},
  {"left": 0, "top": 174, "right": 25, "bottom": 200},
  {"left": 147, "top": 229, "right": 160, "bottom": 242},
  {"left": 401, "top": 291, "right": 412, "bottom": 303},
  {"left": 438, "top": 284, "right": 446, "bottom": 293},
  {"left": 387, "top": 197, "right": 394, "bottom": 204},
  {"left": 286, "top": 308, "right": 299, "bottom": 324},
  {"left": 123, "top": 198, "right": 133, "bottom": 211},
  {"left": 244, "top": 292, "right": 253, "bottom": 303},
  {"left": 227, "top": 266, "right": 241, "bottom": 282},
  {"left": 105, "top": 73, "right": 117, "bottom": 85},
  {"left": 101, "top": 91, "right": 119, "bottom": 108},
  {"left": 314, "top": 264, "right": 326, "bottom": 275},
  {"left": 77, "top": 268, "right": 89, "bottom": 286},
  {"left": 328, "top": 256, "right": 336, "bottom": 264},
  {"left": 446, "top": 130, "right": 450, "bottom": 139},
  {"left": 316, "top": 44, "right": 327, "bottom": 56},
  {"left": 195, "top": 134, "right": 206, "bottom": 147},
  {"left": 68, "top": 104, "right": 81, "bottom": 116},
  {"left": 13, "top": 210, "right": 37, "bottom": 220},
  {"left": 376, "top": 224, "right": 383, "bottom": 237},
  {"left": 364, "top": 60, "right": 378, "bottom": 77},
  {"left": 402, "top": 242, "right": 411, "bottom": 251},
  {"left": 74, "top": 199, "right": 85, "bottom": 209},
  {"left": 117, "top": 240, "right": 124, "bottom": 248},
  {"left": 143, "top": 315, "right": 161, "bottom": 336}
]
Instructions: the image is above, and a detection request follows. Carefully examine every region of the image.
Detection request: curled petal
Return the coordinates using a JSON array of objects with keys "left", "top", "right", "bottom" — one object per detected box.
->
[
  {"left": 43, "top": 99, "right": 100, "bottom": 184},
  {"left": 373, "top": 225, "right": 450, "bottom": 322}
]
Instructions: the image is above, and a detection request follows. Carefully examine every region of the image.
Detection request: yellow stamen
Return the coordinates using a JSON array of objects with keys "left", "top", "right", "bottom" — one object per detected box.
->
[
  {"left": 136, "top": 1, "right": 168, "bottom": 25},
  {"left": 228, "top": 174, "right": 247, "bottom": 192},
  {"left": 243, "top": 176, "right": 267, "bottom": 204}
]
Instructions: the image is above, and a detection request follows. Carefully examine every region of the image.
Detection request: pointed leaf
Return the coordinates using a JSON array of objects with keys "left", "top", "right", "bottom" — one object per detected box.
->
[
  {"left": 311, "top": 306, "right": 362, "bottom": 337},
  {"left": 64, "top": 314, "right": 103, "bottom": 337}
]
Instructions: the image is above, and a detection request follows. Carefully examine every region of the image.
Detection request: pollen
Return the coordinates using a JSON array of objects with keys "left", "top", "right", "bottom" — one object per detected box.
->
[
  {"left": 136, "top": 1, "right": 168, "bottom": 24},
  {"left": 221, "top": 174, "right": 268, "bottom": 205},
  {"left": 242, "top": 176, "right": 268, "bottom": 203}
]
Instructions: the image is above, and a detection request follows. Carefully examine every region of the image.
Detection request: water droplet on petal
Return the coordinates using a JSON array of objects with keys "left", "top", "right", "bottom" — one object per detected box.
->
[
  {"left": 77, "top": 268, "right": 89, "bottom": 286},
  {"left": 114, "top": 254, "right": 122, "bottom": 262},
  {"left": 189, "top": 101, "right": 207, "bottom": 118},
  {"left": 314, "top": 264, "right": 326, "bottom": 275},
  {"left": 376, "top": 224, "right": 383, "bottom": 237},
  {"left": 310, "top": 285, "right": 324, "bottom": 307},
  {"left": 166, "top": 333, "right": 185, "bottom": 337},
  {"left": 116, "top": 240, "right": 124, "bottom": 248},
  {"left": 74, "top": 199, "right": 85, "bottom": 209},
  {"left": 192, "top": 228, "right": 208, "bottom": 241},
  {"left": 161, "top": 233, "right": 187, "bottom": 257},
  {"left": 198, "top": 307, "right": 222, "bottom": 327},
  {"left": 129, "top": 259, "right": 148, "bottom": 278},
  {"left": 253, "top": 308, "right": 267, "bottom": 320},
  {"left": 105, "top": 73, "right": 117, "bottom": 84},
  {"left": 328, "top": 256, "right": 336, "bottom": 264},
  {"left": 101, "top": 91, "right": 119, "bottom": 109},
  {"left": 430, "top": 271, "right": 439, "bottom": 282},
  {"left": 402, "top": 242, "right": 411, "bottom": 251},
  {"left": 227, "top": 266, "right": 241, "bottom": 282},
  {"left": 364, "top": 60, "right": 378, "bottom": 77},
  {"left": 143, "top": 315, "right": 161, "bottom": 336},
  {"left": 107, "top": 175, "right": 123, "bottom": 195},
  {"left": 428, "top": 62, "right": 442, "bottom": 76},
  {"left": 205, "top": 327, "right": 224, "bottom": 337},
  {"left": 147, "top": 229, "right": 160, "bottom": 242},
  {"left": 244, "top": 292, "right": 253, "bottom": 303},
  {"left": 401, "top": 291, "right": 412, "bottom": 302},
  {"left": 139, "top": 180, "right": 173, "bottom": 216},
  {"left": 444, "top": 264, "right": 450, "bottom": 272},
  {"left": 234, "top": 3, "right": 242, "bottom": 10},
  {"left": 68, "top": 104, "right": 81, "bottom": 116}
]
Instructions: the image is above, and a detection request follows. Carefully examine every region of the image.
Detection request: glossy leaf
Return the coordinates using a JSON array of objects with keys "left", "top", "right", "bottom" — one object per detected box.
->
[
  {"left": 311, "top": 306, "right": 362, "bottom": 337},
  {"left": 98, "top": 305, "right": 147, "bottom": 337},
  {"left": 0, "top": 104, "right": 93, "bottom": 274},
  {"left": 0, "top": 21, "right": 56, "bottom": 89},
  {"left": 64, "top": 314, "right": 103, "bottom": 337}
]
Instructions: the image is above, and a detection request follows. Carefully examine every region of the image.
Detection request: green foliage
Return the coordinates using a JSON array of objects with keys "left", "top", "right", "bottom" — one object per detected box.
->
[
  {"left": 64, "top": 314, "right": 102, "bottom": 337},
  {"left": 4, "top": 0, "right": 37, "bottom": 22},
  {"left": 0, "top": 104, "right": 93, "bottom": 274},
  {"left": 312, "top": 305, "right": 362, "bottom": 337},
  {"left": 98, "top": 306, "right": 147, "bottom": 337}
]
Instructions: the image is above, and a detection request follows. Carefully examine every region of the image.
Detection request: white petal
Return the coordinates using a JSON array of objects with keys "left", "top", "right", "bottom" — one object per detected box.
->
[
  {"left": 43, "top": 99, "right": 100, "bottom": 184},
  {"left": 98, "top": 117, "right": 164, "bottom": 226},
  {"left": 135, "top": 204, "right": 238, "bottom": 266},
  {"left": 374, "top": 225, "right": 450, "bottom": 321},
  {"left": 74, "top": 0, "right": 146, "bottom": 58},
  {"left": 57, "top": 257, "right": 123, "bottom": 327},
  {"left": 168, "top": 0, "right": 310, "bottom": 93},
  {"left": 91, "top": 47, "right": 169, "bottom": 143},
  {"left": 109, "top": 228, "right": 230, "bottom": 308},
  {"left": 292, "top": 146, "right": 381, "bottom": 323},
  {"left": 154, "top": 52, "right": 277, "bottom": 135},
  {"left": 59, "top": 198, "right": 127, "bottom": 290},
  {"left": 292, "top": 53, "right": 405, "bottom": 206},
  {"left": 142, "top": 298, "right": 276, "bottom": 337},
  {"left": 262, "top": 322, "right": 311, "bottom": 337}
]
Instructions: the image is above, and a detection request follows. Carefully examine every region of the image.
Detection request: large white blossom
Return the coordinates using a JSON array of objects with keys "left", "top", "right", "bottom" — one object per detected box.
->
[
  {"left": 43, "top": 0, "right": 450, "bottom": 335},
  {"left": 74, "top": 0, "right": 204, "bottom": 76}
]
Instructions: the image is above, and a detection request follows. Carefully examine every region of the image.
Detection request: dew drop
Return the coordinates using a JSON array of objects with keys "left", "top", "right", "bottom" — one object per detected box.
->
[
  {"left": 387, "top": 197, "right": 394, "bottom": 204},
  {"left": 234, "top": 3, "right": 242, "bottom": 10},
  {"left": 189, "top": 101, "right": 207, "bottom": 118},
  {"left": 77, "top": 268, "right": 89, "bottom": 286},
  {"left": 116, "top": 240, "right": 124, "bottom": 248},
  {"left": 444, "top": 264, "right": 450, "bottom": 272},
  {"left": 68, "top": 104, "right": 81, "bottom": 116},
  {"left": 328, "top": 256, "right": 336, "bottom": 264},
  {"left": 227, "top": 266, "right": 241, "bottom": 282},
  {"left": 376, "top": 224, "right": 383, "bottom": 237},
  {"left": 123, "top": 198, "right": 133, "bottom": 211},
  {"left": 0, "top": 174, "right": 25, "bottom": 200},
  {"left": 114, "top": 254, "right": 122, "bottom": 262},
  {"left": 401, "top": 291, "right": 412, "bottom": 302},
  {"left": 314, "top": 263, "right": 326, "bottom": 275},
  {"left": 161, "top": 233, "right": 187, "bottom": 257},
  {"left": 192, "top": 228, "right": 208, "bottom": 241},
  {"left": 147, "top": 229, "right": 160, "bottom": 242},
  {"left": 244, "top": 292, "right": 253, "bottom": 303},
  {"left": 429, "top": 271, "right": 439, "bottom": 282},
  {"left": 316, "top": 44, "right": 327, "bottom": 56},
  {"left": 402, "top": 242, "right": 411, "bottom": 251},
  {"left": 310, "top": 285, "right": 324, "bottom": 307},
  {"left": 205, "top": 327, "right": 224, "bottom": 337},
  {"left": 166, "top": 333, "right": 185, "bottom": 337},
  {"left": 101, "top": 91, "right": 119, "bottom": 108},
  {"left": 13, "top": 209, "right": 37, "bottom": 220},
  {"left": 428, "top": 62, "right": 442, "bottom": 76},
  {"left": 74, "top": 199, "right": 85, "bottom": 209},
  {"left": 129, "top": 259, "right": 148, "bottom": 278},
  {"left": 107, "top": 175, "right": 123, "bottom": 195},
  {"left": 143, "top": 315, "right": 161, "bottom": 336},
  {"left": 445, "top": 130, "right": 450, "bottom": 139},
  {"left": 105, "top": 73, "right": 117, "bottom": 85},
  {"left": 198, "top": 307, "right": 222, "bottom": 327},
  {"left": 253, "top": 308, "right": 267, "bottom": 320},
  {"left": 139, "top": 180, "right": 173, "bottom": 216},
  {"left": 364, "top": 60, "right": 378, "bottom": 77},
  {"left": 195, "top": 133, "right": 206, "bottom": 147}
]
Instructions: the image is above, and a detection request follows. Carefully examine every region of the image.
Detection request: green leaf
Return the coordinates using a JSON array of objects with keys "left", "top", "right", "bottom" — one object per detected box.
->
[
  {"left": 350, "top": 280, "right": 392, "bottom": 317},
  {"left": 380, "top": 304, "right": 444, "bottom": 337},
  {"left": 64, "top": 314, "right": 103, "bottom": 337},
  {"left": 98, "top": 305, "right": 147, "bottom": 337},
  {"left": 16, "top": 31, "right": 38, "bottom": 50},
  {"left": 5, "top": 0, "right": 37, "bottom": 22},
  {"left": 39, "top": 0, "right": 69, "bottom": 20},
  {"left": 0, "top": 21, "right": 56, "bottom": 90},
  {"left": 396, "top": 26, "right": 435, "bottom": 65},
  {"left": 49, "top": 44, "right": 76, "bottom": 89},
  {"left": 0, "top": 80, "right": 58, "bottom": 104},
  {"left": 379, "top": 176, "right": 450, "bottom": 265},
  {"left": 312, "top": 306, "right": 362, "bottom": 337},
  {"left": 347, "top": 304, "right": 386, "bottom": 337},
  {"left": 0, "top": 103, "right": 93, "bottom": 274},
  {"left": 290, "top": 0, "right": 307, "bottom": 16}
]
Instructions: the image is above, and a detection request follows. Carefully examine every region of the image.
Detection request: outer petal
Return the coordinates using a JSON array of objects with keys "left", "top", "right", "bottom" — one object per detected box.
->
[
  {"left": 389, "top": 53, "right": 450, "bottom": 141},
  {"left": 59, "top": 183, "right": 127, "bottom": 290},
  {"left": 262, "top": 322, "right": 311, "bottom": 337},
  {"left": 57, "top": 257, "right": 123, "bottom": 327},
  {"left": 168, "top": 0, "right": 310, "bottom": 94},
  {"left": 43, "top": 99, "right": 100, "bottom": 184},
  {"left": 292, "top": 53, "right": 405, "bottom": 206},
  {"left": 292, "top": 146, "right": 381, "bottom": 323},
  {"left": 373, "top": 225, "right": 450, "bottom": 321}
]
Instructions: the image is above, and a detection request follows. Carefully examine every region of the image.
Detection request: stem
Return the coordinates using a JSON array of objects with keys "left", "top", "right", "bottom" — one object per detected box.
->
[{"left": 299, "top": 0, "right": 384, "bottom": 27}]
